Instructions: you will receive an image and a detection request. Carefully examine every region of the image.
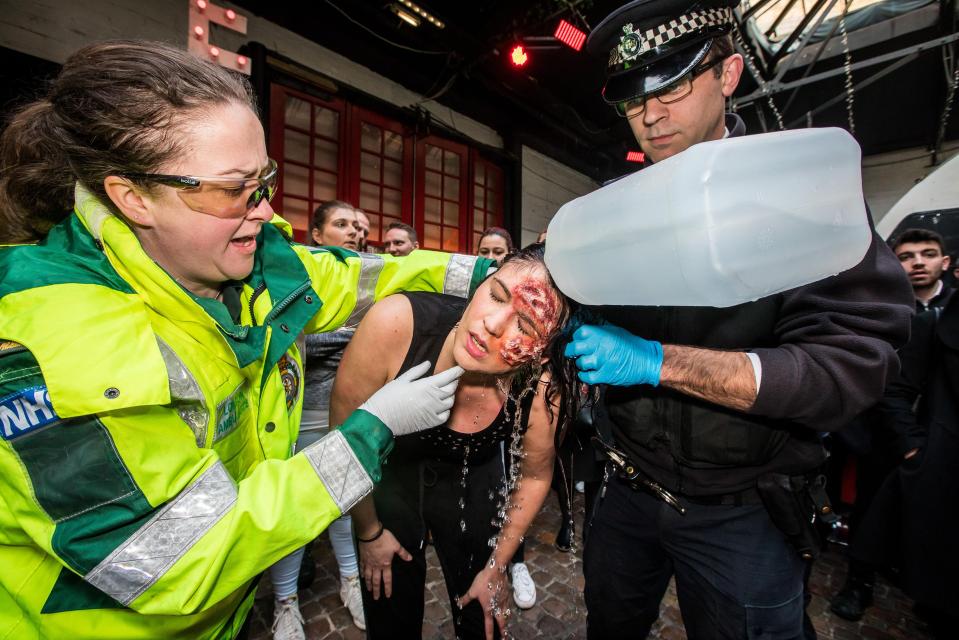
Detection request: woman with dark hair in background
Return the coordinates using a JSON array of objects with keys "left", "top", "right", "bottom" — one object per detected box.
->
[
  {"left": 267, "top": 200, "right": 366, "bottom": 637},
  {"left": 332, "top": 243, "right": 585, "bottom": 639},
  {"left": 0, "top": 41, "right": 491, "bottom": 640},
  {"left": 309, "top": 200, "right": 358, "bottom": 251},
  {"left": 477, "top": 226, "right": 514, "bottom": 266}
]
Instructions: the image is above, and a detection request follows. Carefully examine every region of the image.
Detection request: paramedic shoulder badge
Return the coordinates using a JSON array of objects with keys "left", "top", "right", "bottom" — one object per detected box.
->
[{"left": 277, "top": 354, "right": 301, "bottom": 413}]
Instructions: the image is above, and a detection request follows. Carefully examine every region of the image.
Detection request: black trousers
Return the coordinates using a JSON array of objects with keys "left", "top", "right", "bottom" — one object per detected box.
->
[
  {"left": 361, "top": 453, "right": 504, "bottom": 640},
  {"left": 584, "top": 480, "right": 806, "bottom": 640}
]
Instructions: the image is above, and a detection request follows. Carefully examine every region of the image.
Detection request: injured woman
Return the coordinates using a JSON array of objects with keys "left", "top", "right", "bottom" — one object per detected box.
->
[{"left": 330, "top": 242, "right": 585, "bottom": 640}]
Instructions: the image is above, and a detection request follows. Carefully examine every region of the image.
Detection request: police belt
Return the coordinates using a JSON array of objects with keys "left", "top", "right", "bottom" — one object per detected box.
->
[{"left": 594, "top": 437, "right": 763, "bottom": 515}]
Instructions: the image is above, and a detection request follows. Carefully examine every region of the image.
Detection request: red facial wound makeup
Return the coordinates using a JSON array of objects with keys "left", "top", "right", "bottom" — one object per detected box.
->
[{"left": 499, "top": 279, "right": 559, "bottom": 367}]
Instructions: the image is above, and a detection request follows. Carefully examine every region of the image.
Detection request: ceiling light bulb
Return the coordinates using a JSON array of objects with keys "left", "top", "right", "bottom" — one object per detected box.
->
[{"left": 396, "top": 9, "right": 420, "bottom": 27}]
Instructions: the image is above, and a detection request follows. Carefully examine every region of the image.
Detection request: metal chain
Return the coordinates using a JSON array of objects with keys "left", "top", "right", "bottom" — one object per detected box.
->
[
  {"left": 838, "top": 6, "right": 855, "bottom": 135},
  {"left": 935, "top": 49, "right": 959, "bottom": 155},
  {"left": 733, "top": 21, "right": 785, "bottom": 130}
]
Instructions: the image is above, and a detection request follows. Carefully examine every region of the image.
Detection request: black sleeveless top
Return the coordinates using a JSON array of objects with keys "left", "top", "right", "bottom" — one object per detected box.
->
[{"left": 392, "top": 292, "right": 534, "bottom": 466}]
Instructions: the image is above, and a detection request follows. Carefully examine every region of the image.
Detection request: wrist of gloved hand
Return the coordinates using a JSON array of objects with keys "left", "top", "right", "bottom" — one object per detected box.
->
[
  {"left": 336, "top": 409, "right": 394, "bottom": 483},
  {"left": 564, "top": 324, "right": 663, "bottom": 387}
]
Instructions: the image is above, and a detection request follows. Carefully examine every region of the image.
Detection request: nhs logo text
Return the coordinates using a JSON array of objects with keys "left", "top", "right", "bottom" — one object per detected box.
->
[{"left": 1, "top": 386, "right": 59, "bottom": 440}]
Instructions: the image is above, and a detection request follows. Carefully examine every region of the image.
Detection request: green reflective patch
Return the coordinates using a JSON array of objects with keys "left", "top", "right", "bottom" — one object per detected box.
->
[
  {"left": 2, "top": 345, "right": 156, "bottom": 574},
  {"left": 41, "top": 567, "right": 123, "bottom": 613},
  {"left": 306, "top": 245, "right": 355, "bottom": 263},
  {"left": 0, "top": 214, "right": 134, "bottom": 298},
  {"left": 470, "top": 257, "right": 495, "bottom": 297},
  {"left": 10, "top": 412, "right": 154, "bottom": 574},
  {"left": 336, "top": 409, "right": 393, "bottom": 483}
]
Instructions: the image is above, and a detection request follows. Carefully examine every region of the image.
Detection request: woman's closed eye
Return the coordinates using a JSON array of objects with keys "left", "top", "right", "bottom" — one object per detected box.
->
[{"left": 516, "top": 318, "right": 532, "bottom": 336}]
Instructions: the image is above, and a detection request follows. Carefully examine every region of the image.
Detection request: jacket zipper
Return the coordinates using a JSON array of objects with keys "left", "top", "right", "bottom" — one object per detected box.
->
[
  {"left": 248, "top": 283, "right": 267, "bottom": 327},
  {"left": 264, "top": 281, "right": 312, "bottom": 326}
]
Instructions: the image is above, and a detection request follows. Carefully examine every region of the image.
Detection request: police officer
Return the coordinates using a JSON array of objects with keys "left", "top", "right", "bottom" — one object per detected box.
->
[{"left": 565, "top": 1, "right": 915, "bottom": 637}]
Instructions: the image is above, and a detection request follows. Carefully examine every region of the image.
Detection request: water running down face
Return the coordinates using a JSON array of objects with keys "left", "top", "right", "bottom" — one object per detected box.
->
[{"left": 454, "top": 263, "right": 562, "bottom": 374}]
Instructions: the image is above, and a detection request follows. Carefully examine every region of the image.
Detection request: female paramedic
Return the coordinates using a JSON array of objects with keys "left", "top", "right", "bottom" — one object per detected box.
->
[{"left": 0, "top": 40, "right": 491, "bottom": 640}]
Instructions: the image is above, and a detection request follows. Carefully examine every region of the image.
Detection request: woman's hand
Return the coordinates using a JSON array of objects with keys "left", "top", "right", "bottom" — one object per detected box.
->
[
  {"left": 358, "top": 528, "right": 411, "bottom": 600},
  {"left": 457, "top": 563, "right": 509, "bottom": 640}
]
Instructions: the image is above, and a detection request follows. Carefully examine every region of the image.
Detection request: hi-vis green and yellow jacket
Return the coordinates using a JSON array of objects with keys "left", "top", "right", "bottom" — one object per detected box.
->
[{"left": 0, "top": 187, "right": 491, "bottom": 640}]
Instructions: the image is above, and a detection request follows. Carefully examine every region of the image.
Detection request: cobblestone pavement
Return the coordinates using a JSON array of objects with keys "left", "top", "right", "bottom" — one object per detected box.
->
[{"left": 249, "top": 491, "right": 934, "bottom": 640}]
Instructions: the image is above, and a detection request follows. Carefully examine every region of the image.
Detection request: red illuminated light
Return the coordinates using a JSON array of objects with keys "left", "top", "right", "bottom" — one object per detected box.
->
[
  {"left": 226, "top": 9, "right": 236, "bottom": 21},
  {"left": 237, "top": 55, "right": 248, "bottom": 66},
  {"left": 209, "top": 46, "right": 220, "bottom": 57},
  {"left": 196, "top": 0, "right": 207, "bottom": 10},
  {"left": 193, "top": 25, "right": 205, "bottom": 38},
  {"left": 510, "top": 45, "right": 528, "bottom": 67},
  {"left": 554, "top": 19, "right": 586, "bottom": 51},
  {"left": 626, "top": 151, "right": 646, "bottom": 163}
]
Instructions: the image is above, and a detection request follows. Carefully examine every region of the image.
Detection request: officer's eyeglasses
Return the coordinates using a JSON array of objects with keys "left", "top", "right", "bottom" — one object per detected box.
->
[
  {"left": 615, "top": 57, "right": 725, "bottom": 118},
  {"left": 120, "top": 159, "right": 278, "bottom": 219}
]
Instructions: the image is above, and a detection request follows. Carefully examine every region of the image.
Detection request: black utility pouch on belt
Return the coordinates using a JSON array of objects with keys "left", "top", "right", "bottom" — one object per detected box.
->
[{"left": 757, "top": 473, "right": 837, "bottom": 561}]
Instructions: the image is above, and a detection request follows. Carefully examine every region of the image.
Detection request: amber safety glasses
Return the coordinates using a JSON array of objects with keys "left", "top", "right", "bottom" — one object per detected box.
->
[
  {"left": 614, "top": 57, "right": 725, "bottom": 118},
  {"left": 121, "top": 159, "right": 278, "bottom": 219}
]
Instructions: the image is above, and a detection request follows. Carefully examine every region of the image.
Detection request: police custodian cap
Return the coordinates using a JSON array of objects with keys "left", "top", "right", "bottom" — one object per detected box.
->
[{"left": 587, "top": 0, "right": 739, "bottom": 104}]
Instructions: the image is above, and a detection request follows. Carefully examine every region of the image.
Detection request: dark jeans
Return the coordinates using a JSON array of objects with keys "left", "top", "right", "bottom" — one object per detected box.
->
[
  {"left": 361, "top": 453, "right": 503, "bottom": 640},
  {"left": 584, "top": 479, "right": 806, "bottom": 640}
]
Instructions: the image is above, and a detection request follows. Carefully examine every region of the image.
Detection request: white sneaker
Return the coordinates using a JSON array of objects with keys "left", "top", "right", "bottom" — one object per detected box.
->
[
  {"left": 271, "top": 596, "right": 306, "bottom": 640},
  {"left": 339, "top": 573, "right": 367, "bottom": 631},
  {"left": 511, "top": 562, "right": 537, "bottom": 609}
]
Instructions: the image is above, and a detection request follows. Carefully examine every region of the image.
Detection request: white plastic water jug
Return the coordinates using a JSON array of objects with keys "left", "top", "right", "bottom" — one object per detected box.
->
[{"left": 544, "top": 128, "right": 872, "bottom": 307}]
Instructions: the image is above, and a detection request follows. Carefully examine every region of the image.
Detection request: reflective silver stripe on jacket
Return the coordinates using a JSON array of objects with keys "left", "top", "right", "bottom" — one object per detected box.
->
[
  {"left": 444, "top": 254, "right": 477, "bottom": 299},
  {"left": 157, "top": 337, "right": 209, "bottom": 447},
  {"left": 84, "top": 462, "right": 237, "bottom": 605},
  {"left": 345, "top": 253, "right": 386, "bottom": 328},
  {"left": 301, "top": 430, "right": 372, "bottom": 513}
]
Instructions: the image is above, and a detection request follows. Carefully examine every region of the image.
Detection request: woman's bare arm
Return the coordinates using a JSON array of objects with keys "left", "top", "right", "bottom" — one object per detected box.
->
[{"left": 330, "top": 294, "right": 412, "bottom": 425}]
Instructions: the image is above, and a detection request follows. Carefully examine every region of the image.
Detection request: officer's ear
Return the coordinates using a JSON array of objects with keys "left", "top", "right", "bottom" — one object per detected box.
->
[{"left": 720, "top": 54, "right": 744, "bottom": 99}]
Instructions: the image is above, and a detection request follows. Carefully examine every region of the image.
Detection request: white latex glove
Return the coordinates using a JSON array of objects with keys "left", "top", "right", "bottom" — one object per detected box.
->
[{"left": 360, "top": 361, "right": 464, "bottom": 437}]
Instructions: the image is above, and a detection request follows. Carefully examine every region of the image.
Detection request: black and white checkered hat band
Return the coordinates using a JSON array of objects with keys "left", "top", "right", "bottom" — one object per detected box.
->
[{"left": 608, "top": 7, "right": 733, "bottom": 68}]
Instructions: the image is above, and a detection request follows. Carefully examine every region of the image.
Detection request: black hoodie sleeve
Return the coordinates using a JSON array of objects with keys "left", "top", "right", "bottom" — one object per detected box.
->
[{"left": 748, "top": 231, "right": 914, "bottom": 431}]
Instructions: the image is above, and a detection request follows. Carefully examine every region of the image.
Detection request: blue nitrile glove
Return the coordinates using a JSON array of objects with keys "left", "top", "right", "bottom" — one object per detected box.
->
[{"left": 564, "top": 324, "right": 663, "bottom": 386}]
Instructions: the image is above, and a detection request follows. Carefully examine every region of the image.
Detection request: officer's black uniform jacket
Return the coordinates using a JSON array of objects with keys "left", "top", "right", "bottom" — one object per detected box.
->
[{"left": 595, "top": 114, "right": 915, "bottom": 497}]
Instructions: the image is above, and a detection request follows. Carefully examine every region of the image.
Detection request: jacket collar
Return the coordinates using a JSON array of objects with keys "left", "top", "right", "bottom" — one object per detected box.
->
[{"left": 72, "top": 185, "right": 305, "bottom": 370}]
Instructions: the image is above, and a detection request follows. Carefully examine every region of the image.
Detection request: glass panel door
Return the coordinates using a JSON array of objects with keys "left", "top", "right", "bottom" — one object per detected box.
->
[
  {"left": 416, "top": 137, "right": 467, "bottom": 252},
  {"left": 470, "top": 152, "right": 505, "bottom": 252},
  {"left": 348, "top": 107, "right": 410, "bottom": 247},
  {"left": 268, "top": 84, "right": 345, "bottom": 242}
]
